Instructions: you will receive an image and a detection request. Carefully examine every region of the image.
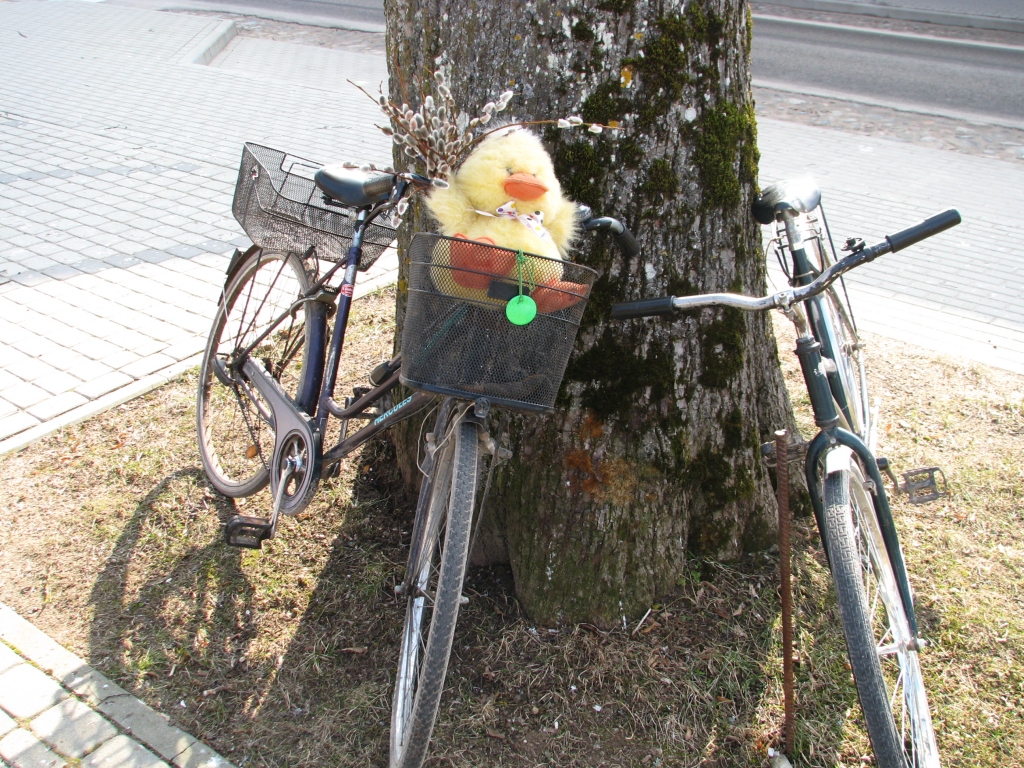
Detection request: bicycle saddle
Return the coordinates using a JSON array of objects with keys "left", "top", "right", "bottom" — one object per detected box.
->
[
  {"left": 751, "top": 176, "right": 821, "bottom": 224},
  {"left": 315, "top": 165, "right": 396, "bottom": 209}
]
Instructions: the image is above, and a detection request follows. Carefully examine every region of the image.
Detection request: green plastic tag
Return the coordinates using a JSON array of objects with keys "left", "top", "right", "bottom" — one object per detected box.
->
[
  {"left": 506, "top": 295, "right": 537, "bottom": 325},
  {"left": 506, "top": 249, "right": 537, "bottom": 325}
]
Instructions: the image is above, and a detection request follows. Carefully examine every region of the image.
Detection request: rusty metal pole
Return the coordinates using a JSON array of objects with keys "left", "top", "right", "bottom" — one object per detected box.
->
[{"left": 775, "top": 429, "right": 796, "bottom": 756}]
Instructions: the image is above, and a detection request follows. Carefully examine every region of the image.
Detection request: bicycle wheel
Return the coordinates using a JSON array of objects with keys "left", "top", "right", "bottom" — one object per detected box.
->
[
  {"left": 823, "top": 463, "right": 939, "bottom": 768},
  {"left": 197, "top": 248, "right": 326, "bottom": 497},
  {"left": 391, "top": 415, "right": 479, "bottom": 768}
]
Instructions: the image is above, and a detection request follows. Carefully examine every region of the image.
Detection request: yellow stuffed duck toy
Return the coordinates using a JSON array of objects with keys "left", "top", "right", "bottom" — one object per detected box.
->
[{"left": 425, "top": 126, "right": 587, "bottom": 314}]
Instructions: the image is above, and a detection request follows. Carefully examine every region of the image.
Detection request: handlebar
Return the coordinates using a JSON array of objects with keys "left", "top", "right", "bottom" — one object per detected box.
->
[
  {"left": 611, "top": 208, "right": 961, "bottom": 320},
  {"left": 884, "top": 208, "right": 961, "bottom": 252},
  {"left": 579, "top": 205, "right": 641, "bottom": 257}
]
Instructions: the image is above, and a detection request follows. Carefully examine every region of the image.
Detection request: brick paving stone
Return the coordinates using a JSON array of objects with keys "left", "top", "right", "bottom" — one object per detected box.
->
[
  {"left": 27, "top": 392, "right": 89, "bottom": 421},
  {"left": 0, "top": 645, "right": 19, "bottom": 675},
  {"left": 0, "top": 710, "right": 13, "bottom": 739},
  {"left": 74, "top": 338, "right": 123, "bottom": 362},
  {"left": 99, "top": 350, "right": 141, "bottom": 371},
  {"left": 96, "top": 696, "right": 194, "bottom": 765},
  {"left": 118, "top": 354, "right": 176, "bottom": 379},
  {"left": 31, "top": 371, "right": 83, "bottom": 397},
  {"left": 11, "top": 272, "right": 48, "bottom": 288},
  {"left": 0, "top": 728, "right": 67, "bottom": 768},
  {"left": 30, "top": 699, "right": 117, "bottom": 759},
  {"left": 171, "top": 741, "right": 233, "bottom": 768},
  {"left": 83, "top": 735, "right": 168, "bottom": 768},
  {"left": 74, "top": 371, "right": 134, "bottom": 400},
  {"left": 0, "top": 413, "right": 39, "bottom": 441},
  {"left": 0, "top": 664, "right": 68, "bottom": 719},
  {"left": 0, "top": 381, "right": 50, "bottom": 410},
  {"left": 136, "top": 249, "right": 173, "bottom": 264}
]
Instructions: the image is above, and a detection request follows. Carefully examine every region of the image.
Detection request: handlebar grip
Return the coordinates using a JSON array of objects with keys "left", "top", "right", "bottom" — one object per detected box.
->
[
  {"left": 615, "top": 227, "right": 640, "bottom": 258},
  {"left": 885, "top": 208, "right": 961, "bottom": 253},
  {"left": 362, "top": 173, "right": 397, "bottom": 199},
  {"left": 611, "top": 296, "right": 676, "bottom": 319}
]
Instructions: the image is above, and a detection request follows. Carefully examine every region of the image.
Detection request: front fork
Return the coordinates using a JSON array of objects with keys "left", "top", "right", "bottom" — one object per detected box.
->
[{"left": 788, "top": 305, "right": 921, "bottom": 640}]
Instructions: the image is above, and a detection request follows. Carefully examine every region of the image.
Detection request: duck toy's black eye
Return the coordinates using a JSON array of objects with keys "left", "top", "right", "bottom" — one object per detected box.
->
[{"left": 506, "top": 167, "right": 513, "bottom": 175}]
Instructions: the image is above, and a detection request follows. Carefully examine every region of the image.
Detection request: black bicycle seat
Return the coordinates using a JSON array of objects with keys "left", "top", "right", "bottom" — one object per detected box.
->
[
  {"left": 752, "top": 176, "right": 822, "bottom": 224},
  {"left": 315, "top": 165, "right": 395, "bottom": 208}
]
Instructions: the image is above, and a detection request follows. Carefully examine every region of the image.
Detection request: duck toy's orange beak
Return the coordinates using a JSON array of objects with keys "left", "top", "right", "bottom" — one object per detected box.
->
[{"left": 504, "top": 172, "right": 548, "bottom": 201}]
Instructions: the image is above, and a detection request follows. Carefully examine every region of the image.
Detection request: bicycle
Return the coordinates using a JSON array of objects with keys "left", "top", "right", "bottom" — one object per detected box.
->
[
  {"left": 610, "top": 178, "right": 960, "bottom": 768},
  {"left": 196, "top": 142, "right": 638, "bottom": 768}
]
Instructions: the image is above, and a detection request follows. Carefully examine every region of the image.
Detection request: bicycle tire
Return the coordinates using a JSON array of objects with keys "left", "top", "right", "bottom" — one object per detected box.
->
[
  {"left": 823, "top": 465, "right": 940, "bottom": 768},
  {"left": 197, "top": 248, "right": 326, "bottom": 497},
  {"left": 391, "top": 416, "right": 479, "bottom": 768}
]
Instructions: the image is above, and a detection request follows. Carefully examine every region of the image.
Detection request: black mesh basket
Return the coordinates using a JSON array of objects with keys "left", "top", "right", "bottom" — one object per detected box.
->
[
  {"left": 232, "top": 143, "right": 397, "bottom": 271},
  {"left": 401, "top": 233, "right": 598, "bottom": 412}
]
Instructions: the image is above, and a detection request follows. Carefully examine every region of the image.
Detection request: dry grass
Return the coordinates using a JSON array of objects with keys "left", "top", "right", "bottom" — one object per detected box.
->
[{"left": 0, "top": 289, "right": 1021, "bottom": 767}]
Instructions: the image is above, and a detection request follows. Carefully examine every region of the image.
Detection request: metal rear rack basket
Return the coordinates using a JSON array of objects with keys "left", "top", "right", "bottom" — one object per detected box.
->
[
  {"left": 401, "top": 233, "right": 598, "bottom": 412},
  {"left": 232, "top": 143, "right": 397, "bottom": 271}
]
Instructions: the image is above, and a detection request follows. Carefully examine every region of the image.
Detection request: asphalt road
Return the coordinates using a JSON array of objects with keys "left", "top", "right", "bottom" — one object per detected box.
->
[
  {"left": 102, "top": 0, "right": 1024, "bottom": 126},
  {"left": 751, "top": 15, "right": 1024, "bottom": 127}
]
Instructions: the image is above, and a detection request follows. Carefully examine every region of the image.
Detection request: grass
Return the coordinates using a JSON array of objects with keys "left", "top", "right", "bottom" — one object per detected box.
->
[{"left": 0, "top": 287, "right": 1021, "bottom": 766}]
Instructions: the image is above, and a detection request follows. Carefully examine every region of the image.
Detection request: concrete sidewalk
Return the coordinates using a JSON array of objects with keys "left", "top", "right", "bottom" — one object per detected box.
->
[
  {"left": 0, "top": 2, "right": 394, "bottom": 452},
  {"left": 0, "top": 603, "right": 233, "bottom": 768}
]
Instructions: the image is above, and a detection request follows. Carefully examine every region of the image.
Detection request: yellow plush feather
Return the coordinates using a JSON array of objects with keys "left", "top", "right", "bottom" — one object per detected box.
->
[{"left": 426, "top": 127, "right": 578, "bottom": 258}]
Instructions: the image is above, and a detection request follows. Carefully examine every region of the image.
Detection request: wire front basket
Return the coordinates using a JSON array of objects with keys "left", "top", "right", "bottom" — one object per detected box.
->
[
  {"left": 232, "top": 143, "right": 397, "bottom": 271},
  {"left": 401, "top": 234, "right": 598, "bottom": 412}
]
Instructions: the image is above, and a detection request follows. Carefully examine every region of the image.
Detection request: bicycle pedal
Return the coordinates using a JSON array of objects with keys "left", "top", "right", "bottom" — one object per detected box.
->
[
  {"left": 901, "top": 466, "right": 947, "bottom": 504},
  {"left": 225, "top": 514, "right": 275, "bottom": 549},
  {"left": 351, "top": 386, "right": 371, "bottom": 399}
]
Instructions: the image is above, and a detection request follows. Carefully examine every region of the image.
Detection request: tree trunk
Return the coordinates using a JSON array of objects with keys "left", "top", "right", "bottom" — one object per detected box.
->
[{"left": 385, "top": 0, "right": 799, "bottom": 627}]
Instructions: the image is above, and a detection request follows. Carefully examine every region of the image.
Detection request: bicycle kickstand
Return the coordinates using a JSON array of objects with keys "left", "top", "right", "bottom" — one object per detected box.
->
[{"left": 225, "top": 460, "right": 297, "bottom": 549}]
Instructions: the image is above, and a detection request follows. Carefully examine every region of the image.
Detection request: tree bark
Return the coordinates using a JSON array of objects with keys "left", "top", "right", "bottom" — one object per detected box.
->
[{"left": 385, "top": 0, "right": 799, "bottom": 626}]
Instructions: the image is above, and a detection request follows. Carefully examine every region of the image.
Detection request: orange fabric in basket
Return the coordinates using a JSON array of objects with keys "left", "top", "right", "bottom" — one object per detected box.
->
[
  {"left": 533, "top": 280, "right": 587, "bottom": 313},
  {"left": 449, "top": 235, "right": 515, "bottom": 290}
]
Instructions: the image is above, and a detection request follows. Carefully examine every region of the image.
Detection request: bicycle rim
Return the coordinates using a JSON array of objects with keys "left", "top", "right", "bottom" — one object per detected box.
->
[
  {"left": 197, "top": 249, "right": 317, "bottom": 497},
  {"left": 825, "top": 465, "right": 940, "bottom": 767},
  {"left": 391, "top": 417, "right": 478, "bottom": 768}
]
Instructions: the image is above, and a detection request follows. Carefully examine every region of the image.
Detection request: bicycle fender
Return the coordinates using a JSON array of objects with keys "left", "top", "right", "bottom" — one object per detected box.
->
[
  {"left": 226, "top": 244, "right": 260, "bottom": 277},
  {"left": 825, "top": 445, "right": 855, "bottom": 475}
]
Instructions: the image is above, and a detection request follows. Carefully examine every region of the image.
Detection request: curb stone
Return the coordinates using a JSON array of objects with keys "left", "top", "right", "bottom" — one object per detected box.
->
[{"left": 178, "top": 19, "right": 237, "bottom": 65}]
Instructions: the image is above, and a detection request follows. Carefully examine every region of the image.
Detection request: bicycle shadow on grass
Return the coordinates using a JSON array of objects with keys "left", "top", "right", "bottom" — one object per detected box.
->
[
  {"left": 234, "top": 442, "right": 415, "bottom": 767},
  {"left": 86, "top": 467, "right": 260, "bottom": 751}
]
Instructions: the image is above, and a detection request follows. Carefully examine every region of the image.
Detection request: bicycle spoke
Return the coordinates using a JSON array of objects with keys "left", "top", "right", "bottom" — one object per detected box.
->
[{"left": 236, "top": 253, "right": 293, "bottom": 350}]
